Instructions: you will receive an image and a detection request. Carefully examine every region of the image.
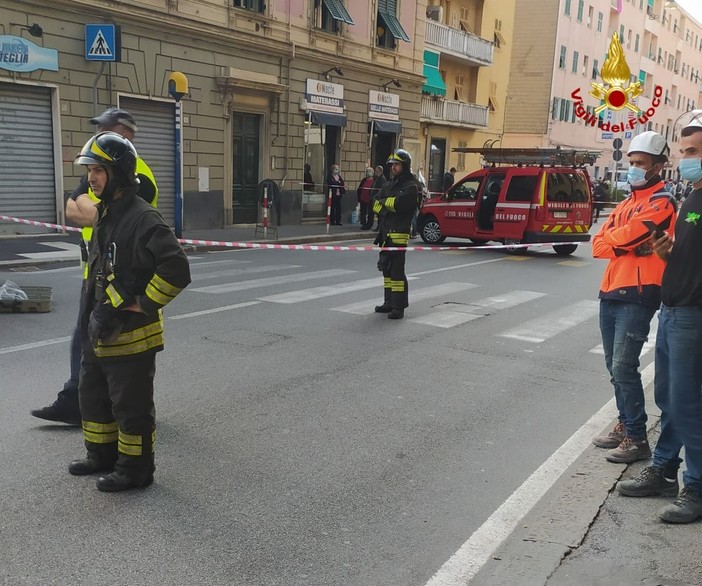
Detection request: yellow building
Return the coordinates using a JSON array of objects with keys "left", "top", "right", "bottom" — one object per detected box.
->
[
  {"left": 419, "top": 0, "right": 516, "bottom": 193},
  {"left": 0, "top": 0, "right": 428, "bottom": 231}
]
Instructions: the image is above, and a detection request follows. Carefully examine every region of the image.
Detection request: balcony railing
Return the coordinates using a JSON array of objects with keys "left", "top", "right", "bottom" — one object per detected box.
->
[
  {"left": 425, "top": 20, "right": 493, "bottom": 66},
  {"left": 420, "top": 95, "right": 489, "bottom": 128}
]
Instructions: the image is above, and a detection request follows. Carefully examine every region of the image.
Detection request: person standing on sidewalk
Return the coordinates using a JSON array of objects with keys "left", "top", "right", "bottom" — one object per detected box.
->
[
  {"left": 30, "top": 109, "right": 157, "bottom": 426},
  {"left": 357, "top": 167, "right": 375, "bottom": 230},
  {"left": 372, "top": 149, "right": 420, "bottom": 320},
  {"left": 325, "top": 164, "right": 345, "bottom": 226},
  {"left": 591, "top": 131, "right": 677, "bottom": 464},
  {"left": 68, "top": 132, "right": 190, "bottom": 491},
  {"left": 617, "top": 112, "right": 702, "bottom": 523},
  {"left": 368, "top": 165, "right": 387, "bottom": 231}
]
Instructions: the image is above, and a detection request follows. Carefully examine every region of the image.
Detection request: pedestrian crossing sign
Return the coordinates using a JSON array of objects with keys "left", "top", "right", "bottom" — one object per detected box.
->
[{"left": 85, "top": 24, "right": 121, "bottom": 62}]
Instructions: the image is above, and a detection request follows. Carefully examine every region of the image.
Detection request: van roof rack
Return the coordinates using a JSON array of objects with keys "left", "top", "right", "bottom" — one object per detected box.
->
[{"left": 450, "top": 147, "right": 601, "bottom": 167}]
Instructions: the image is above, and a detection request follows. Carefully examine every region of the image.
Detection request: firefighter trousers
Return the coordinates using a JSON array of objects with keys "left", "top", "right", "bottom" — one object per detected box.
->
[
  {"left": 78, "top": 348, "right": 157, "bottom": 482},
  {"left": 380, "top": 250, "right": 409, "bottom": 309}
]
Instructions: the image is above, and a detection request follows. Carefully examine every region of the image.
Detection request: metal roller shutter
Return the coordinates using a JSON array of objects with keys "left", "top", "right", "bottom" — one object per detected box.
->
[
  {"left": 120, "top": 98, "right": 175, "bottom": 226},
  {"left": 0, "top": 83, "right": 55, "bottom": 224}
]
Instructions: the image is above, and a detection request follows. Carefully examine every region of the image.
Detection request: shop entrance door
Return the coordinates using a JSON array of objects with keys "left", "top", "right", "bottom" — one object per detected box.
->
[
  {"left": 428, "top": 137, "right": 446, "bottom": 194},
  {"left": 371, "top": 132, "right": 396, "bottom": 176},
  {"left": 232, "top": 113, "right": 261, "bottom": 223}
]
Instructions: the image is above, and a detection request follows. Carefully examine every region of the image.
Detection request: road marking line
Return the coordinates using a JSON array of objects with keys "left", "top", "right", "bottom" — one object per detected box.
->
[
  {"left": 409, "top": 257, "right": 504, "bottom": 277},
  {"left": 425, "top": 362, "right": 655, "bottom": 586},
  {"left": 259, "top": 276, "right": 412, "bottom": 304},
  {"left": 169, "top": 301, "right": 261, "bottom": 320},
  {"left": 0, "top": 336, "right": 71, "bottom": 355},
  {"left": 189, "top": 259, "right": 252, "bottom": 268},
  {"left": 331, "top": 282, "right": 478, "bottom": 315},
  {"left": 190, "top": 269, "right": 356, "bottom": 294},
  {"left": 500, "top": 299, "right": 599, "bottom": 343},
  {"left": 192, "top": 264, "right": 303, "bottom": 281},
  {"left": 410, "top": 290, "right": 545, "bottom": 329},
  {"left": 18, "top": 241, "right": 81, "bottom": 260}
]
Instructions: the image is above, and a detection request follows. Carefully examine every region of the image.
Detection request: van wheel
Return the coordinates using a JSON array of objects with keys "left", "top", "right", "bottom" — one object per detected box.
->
[
  {"left": 553, "top": 244, "right": 578, "bottom": 255},
  {"left": 420, "top": 216, "right": 446, "bottom": 244},
  {"left": 504, "top": 239, "right": 525, "bottom": 254}
]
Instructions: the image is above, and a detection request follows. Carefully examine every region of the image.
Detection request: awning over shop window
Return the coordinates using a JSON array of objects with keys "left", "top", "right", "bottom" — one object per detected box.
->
[
  {"left": 309, "top": 110, "right": 347, "bottom": 127},
  {"left": 378, "top": 0, "right": 410, "bottom": 42},
  {"left": 422, "top": 50, "right": 446, "bottom": 97},
  {"left": 323, "top": 0, "right": 355, "bottom": 25},
  {"left": 371, "top": 119, "right": 402, "bottom": 134}
]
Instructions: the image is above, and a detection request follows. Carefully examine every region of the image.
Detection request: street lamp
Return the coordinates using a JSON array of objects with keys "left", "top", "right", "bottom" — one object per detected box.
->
[{"left": 382, "top": 79, "right": 402, "bottom": 92}]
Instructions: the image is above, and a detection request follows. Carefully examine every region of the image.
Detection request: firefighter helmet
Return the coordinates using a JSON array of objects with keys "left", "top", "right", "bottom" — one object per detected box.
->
[
  {"left": 75, "top": 132, "right": 139, "bottom": 191},
  {"left": 387, "top": 149, "right": 412, "bottom": 170}
]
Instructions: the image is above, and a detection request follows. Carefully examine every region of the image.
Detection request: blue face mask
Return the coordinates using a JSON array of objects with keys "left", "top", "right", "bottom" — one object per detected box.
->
[
  {"left": 679, "top": 158, "right": 702, "bottom": 183},
  {"left": 627, "top": 166, "right": 649, "bottom": 187}
]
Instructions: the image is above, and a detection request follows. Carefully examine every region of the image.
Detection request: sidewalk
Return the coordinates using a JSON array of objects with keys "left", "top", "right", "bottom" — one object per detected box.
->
[
  {"left": 470, "top": 378, "right": 702, "bottom": 586},
  {"left": 0, "top": 222, "right": 376, "bottom": 268}
]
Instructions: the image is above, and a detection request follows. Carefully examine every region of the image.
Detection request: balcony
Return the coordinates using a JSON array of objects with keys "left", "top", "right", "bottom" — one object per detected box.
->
[
  {"left": 420, "top": 95, "right": 489, "bottom": 128},
  {"left": 425, "top": 20, "right": 493, "bottom": 66}
]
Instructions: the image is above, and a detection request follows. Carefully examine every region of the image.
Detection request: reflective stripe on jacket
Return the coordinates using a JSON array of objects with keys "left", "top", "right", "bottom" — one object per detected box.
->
[
  {"left": 82, "top": 190, "right": 190, "bottom": 359},
  {"left": 592, "top": 181, "right": 677, "bottom": 307}
]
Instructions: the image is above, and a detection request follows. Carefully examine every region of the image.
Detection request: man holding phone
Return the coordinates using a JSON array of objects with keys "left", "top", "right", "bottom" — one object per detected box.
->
[{"left": 591, "top": 131, "right": 677, "bottom": 463}]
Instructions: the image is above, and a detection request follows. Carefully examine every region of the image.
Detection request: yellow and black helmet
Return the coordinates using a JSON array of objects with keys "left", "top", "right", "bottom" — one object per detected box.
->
[
  {"left": 75, "top": 131, "right": 139, "bottom": 189},
  {"left": 387, "top": 148, "right": 412, "bottom": 169}
]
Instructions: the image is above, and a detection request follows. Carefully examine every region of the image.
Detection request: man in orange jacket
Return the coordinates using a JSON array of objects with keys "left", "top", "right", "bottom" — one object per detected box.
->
[{"left": 592, "top": 131, "right": 677, "bottom": 463}]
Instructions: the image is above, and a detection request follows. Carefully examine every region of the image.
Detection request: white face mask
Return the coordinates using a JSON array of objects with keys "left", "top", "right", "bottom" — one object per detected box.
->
[{"left": 627, "top": 166, "right": 651, "bottom": 187}]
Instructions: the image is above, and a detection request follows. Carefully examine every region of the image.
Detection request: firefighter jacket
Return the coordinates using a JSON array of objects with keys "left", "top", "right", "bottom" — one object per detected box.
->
[
  {"left": 374, "top": 171, "right": 420, "bottom": 247},
  {"left": 80, "top": 188, "right": 191, "bottom": 359},
  {"left": 592, "top": 180, "right": 677, "bottom": 308}
]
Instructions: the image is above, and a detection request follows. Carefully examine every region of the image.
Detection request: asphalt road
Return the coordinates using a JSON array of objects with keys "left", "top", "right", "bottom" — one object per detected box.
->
[{"left": 1, "top": 243, "right": 619, "bottom": 585}]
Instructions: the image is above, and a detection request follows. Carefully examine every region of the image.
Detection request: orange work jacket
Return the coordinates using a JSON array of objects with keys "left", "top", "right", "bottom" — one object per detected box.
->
[{"left": 592, "top": 180, "right": 677, "bottom": 308}]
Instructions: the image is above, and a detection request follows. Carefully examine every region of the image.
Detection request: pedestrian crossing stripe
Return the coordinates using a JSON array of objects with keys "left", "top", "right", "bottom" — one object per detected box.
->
[{"left": 88, "top": 30, "right": 112, "bottom": 57}]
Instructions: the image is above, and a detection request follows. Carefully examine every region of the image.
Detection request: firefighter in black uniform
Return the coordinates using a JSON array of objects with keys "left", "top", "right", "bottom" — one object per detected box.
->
[
  {"left": 372, "top": 149, "right": 420, "bottom": 319},
  {"left": 68, "top": 132, "right": 191, "bottom": 492}
]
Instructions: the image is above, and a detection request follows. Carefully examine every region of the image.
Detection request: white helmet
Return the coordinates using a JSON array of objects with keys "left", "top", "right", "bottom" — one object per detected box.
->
[
  {"left": 627, "top": 131, "right": 670, "bottom": 159},
  {"left": 681, "top": 109, "right": 702, "bottom": 132}
]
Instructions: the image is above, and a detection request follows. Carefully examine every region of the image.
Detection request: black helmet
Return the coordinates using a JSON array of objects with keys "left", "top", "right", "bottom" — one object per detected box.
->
[
  {"left": 387, "top": 149, "right": 412, "bottom": 169},
  {"left": 75, "top": 132, "right": 138, "bottom": 198}
]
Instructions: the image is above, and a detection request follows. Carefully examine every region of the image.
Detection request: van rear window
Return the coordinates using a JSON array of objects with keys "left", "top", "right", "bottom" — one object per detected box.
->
[
  {"left": 505, "top": 175, "right": 539, "bottom": 202},
  {"left": 546, "top": 171, "right": 590, "bottom": 203}
]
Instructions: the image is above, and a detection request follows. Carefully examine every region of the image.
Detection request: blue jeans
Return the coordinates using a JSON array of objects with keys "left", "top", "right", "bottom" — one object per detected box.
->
[
  {"left": 599, "top": 300, "right": 657, "bottom": 440},
  {"left": 653, "top": 305, "right": 702, "bottom": 492}
]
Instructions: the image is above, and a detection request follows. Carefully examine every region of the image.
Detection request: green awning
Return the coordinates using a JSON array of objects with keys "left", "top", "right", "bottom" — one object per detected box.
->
[
  {"left": 323, "top": 0, "right": 354, "bottom": 25},
  {"left": 422, "top": 50, "right": 446, "bottom": 96},
  {"left": 378, "top": 0, "right": 410, "bottom": 42}
]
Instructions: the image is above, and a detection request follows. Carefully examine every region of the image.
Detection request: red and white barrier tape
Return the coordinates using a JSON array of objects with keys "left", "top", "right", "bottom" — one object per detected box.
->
[{"left": 1, "top": 214, "right": 587, "bottom": 252}]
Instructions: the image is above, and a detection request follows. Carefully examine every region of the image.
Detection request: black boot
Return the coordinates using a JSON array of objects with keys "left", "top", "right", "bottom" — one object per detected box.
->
[
  {"left": 69, "top": 457, "right": 115, "bottom": 476},
  {"left": 374, "top": 304, "right": 392, "bottom": 313},
  {"left": 388, "top": 308, "right": 404, "bottom": 319},
  {"left": 96, "top": 471, "right": 154, "bottom": 492},
  {"left": 31, "top": 400, "right": 81, "bottom": 426}
]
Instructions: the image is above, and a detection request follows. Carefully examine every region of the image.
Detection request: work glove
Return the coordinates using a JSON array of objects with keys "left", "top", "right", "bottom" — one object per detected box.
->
[
  {"left": 372, "top": 200, "right": 383, "bottom": 214},
  {"left": 88, "top": 302, "right": 119, "bottom": 345}
]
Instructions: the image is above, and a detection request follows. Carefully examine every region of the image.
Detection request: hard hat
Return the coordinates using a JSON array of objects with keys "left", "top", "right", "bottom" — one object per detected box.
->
[
  {"left": 627, "top": 131, "right": 670, "bottom": 159},
  {"left": 387, "top": 148, "right": 412, "bottom": 168},
  {"left": 75, "top": 131, "right": 139, "bottom": 194},
  {"left": 680, "top": 109, "right": 702, "bottom": 132}
]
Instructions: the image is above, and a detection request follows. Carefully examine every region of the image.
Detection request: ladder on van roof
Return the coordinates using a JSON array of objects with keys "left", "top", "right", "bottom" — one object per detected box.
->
[{"left": 450, "top": 147, "right": 601, "bottom": 167}]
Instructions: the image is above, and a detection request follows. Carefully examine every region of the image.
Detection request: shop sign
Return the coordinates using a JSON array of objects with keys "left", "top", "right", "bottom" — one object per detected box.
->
[
  {"left": 0, "top": 35, "right": 58, "bottom": 73},
  {"left": 368, "top": 91, "right": 399, "bottom": 121},
  {"left": 305, "top": 79, "right": 344, "bottom": 114}
]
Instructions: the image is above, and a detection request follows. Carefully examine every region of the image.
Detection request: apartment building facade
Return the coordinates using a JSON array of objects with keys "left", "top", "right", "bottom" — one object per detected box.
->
[
  {"left": 0, "top": 0, "right": 428, "bottom": 231},
  {"left": 504, "top": 0, "right": 702, "bottom": 181},
  {"left": 419, "top": 0, "right": 516, "bottom": 193}
]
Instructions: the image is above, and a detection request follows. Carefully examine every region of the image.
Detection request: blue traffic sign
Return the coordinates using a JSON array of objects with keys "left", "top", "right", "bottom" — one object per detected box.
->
[{"left": 85, "top": 24, "right": 120, "bottom": 62}]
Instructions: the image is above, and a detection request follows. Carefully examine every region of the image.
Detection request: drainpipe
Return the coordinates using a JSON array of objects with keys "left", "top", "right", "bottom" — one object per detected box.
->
[{"left": 92, "top": 62, "right": 106, "bottom": 117}]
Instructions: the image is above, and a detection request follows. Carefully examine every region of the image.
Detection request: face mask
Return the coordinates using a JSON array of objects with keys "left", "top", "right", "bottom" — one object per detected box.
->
[
  {"left": 627, "top": 166, "right": 649, "bottom": 187},
  {"left": 679, "top": 158, "right": 702, "bottom": 183}
]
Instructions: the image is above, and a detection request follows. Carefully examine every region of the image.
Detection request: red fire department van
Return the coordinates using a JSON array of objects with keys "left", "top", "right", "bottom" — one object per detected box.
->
[{"left": 418, "top": 148, "right": 599, "bottom": 255}]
